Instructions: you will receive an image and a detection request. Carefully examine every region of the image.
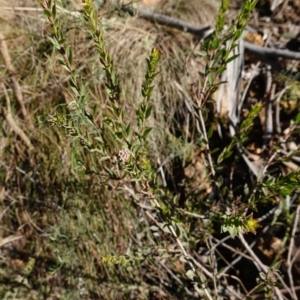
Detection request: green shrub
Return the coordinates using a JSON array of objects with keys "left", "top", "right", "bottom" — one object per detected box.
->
[{"left": 1, "top": 0, "right": 299, "bottom": 298}]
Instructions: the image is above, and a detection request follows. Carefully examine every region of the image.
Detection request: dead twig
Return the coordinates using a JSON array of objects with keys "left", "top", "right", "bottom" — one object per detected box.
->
[
  {"left": 0, "top": 234, "right": 25, "bottom": 248},
  {"left": 0, "top": 32, "right": 30, "bottom": 123},
  {"left": 145, "top": 209, "right": 214, "bottom": 299},
  {"left": 239, "top": 233, "right": 289, "bottom": 300},
  {"left": 0, "top": 83, "right": 34, "bottom": 151},
  {"left": 275, "top": 87, "right": 288, "bottom": 151},
  {"left": 122, "top": 6, "right": 300, "bottom": 61},
  {"left": 262, "top": 66, "right": 274, "bottom": 150},
  {"left": 122, "top": 6, "right": 213, "bottom": 38},
  {"left": 158, "top": 260, "right": 195, "bottom": 297},
  {"left": 244, "top": 41, "right": 300, "bottom": 60},
  {"left": 286, "top": 204, "right": 300, "bottom": 300}
]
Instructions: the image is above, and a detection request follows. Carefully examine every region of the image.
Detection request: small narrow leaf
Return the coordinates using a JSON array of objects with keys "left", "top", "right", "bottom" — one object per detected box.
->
[
  {"left": 145, "top": 105, "right": 152, "bottom": 119},
  {"left": 143, "top": 127, "right": 152, "bottom": 138},
  {"left": 125, "top": 124, "right": 131, "bottom": 137},
  {"left": 196, "top": 50, "right": 208, "bottom": 57},
  {"left": 48, "top": 37, "right": 60, "bottom": 50},
  {"left": 226, "top": 53, "right": 240, "bottom": 64}
]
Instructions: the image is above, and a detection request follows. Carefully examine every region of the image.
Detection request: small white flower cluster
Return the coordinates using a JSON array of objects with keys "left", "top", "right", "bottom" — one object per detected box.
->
[{"left": 118, "top": 149, "right": 130, "bottom": 162}]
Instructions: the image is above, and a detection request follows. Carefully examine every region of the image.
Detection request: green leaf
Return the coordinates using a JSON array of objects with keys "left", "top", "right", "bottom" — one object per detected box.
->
[
  {"left": 66, "top": 45, "right": 73, "bottom": 65},
  {"left": 217, "top": 176, "right": 224, "bottom": 186},
  {"left": 214, "top": 48, "right": 226, "bottom": 63},
  {"left": 196, "top": 50, "right": 208, "bottom": 57},
  {"left": 228, "top": 226, "right": 238, "bottom": 237},
  {"left": 125, "top": 124, "right": 131, "bottom": 137},
  {"left": 43, "top": 9, "right": 51, "bottom": 18},
  {"left": 104, "top": 167, "right": 117, "bottom": 178},
  {"left": 212, "top": 37, "right": 220, "bottom": 50},
  {"left": 211, "top": 147, "right": 220, "bottom": 154},
  {"left": 207, "top": 126, "right": 214, "bottom": 139},
  {"left": 204, "top": 64, "right": 210, "bottom": 75},
  {"left": 114, "top": 131, "right": 123, "bottom": 139},
  {"left": 52, "top": 3, "right": 56, "bottom": 19},
  {"left": 208, "top": 74, "right": 214, "bottom": 86},
  {"left": 70, "top": 86, "right": 80, "bottom": 96},
  {"left": 145, "top": 104, "right": 152, "bottom": 119},
  {"left": 226, "top": 53, "right": 240, "bottom": 64},
  {"left": 218, "top": 65, "right": 227, "bottom": 74},
  {"left": 186, "top": 269, "right": 196, "bottom": 280},
  {"left": 217, "top": 148, "right": 233, "bottom": 163},
  {"left": 60, "top": 63, "right": 71, "bottom": 72},
  {"left": 253, "top": 284, "right": 265, "bottom": 293},
  {"left": 223, "top": 150, "right": 233, "bottom": 159},
  {"left": 48, "top": 37, "right": 60, "bottom": 50},
  {"left": 143, "top": 127, "right": 152, "bottom": 138}
]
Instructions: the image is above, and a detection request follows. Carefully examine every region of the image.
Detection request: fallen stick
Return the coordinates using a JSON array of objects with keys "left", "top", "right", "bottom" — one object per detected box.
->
[
  {"left": 123, "top": 6, "right": 300, "bottom": 60},
  {"left": 121, "top": 6, "right": 212, "bottom": 37},
  {"left": 244, "top": 40, "right": 300, "bottom": 60}
]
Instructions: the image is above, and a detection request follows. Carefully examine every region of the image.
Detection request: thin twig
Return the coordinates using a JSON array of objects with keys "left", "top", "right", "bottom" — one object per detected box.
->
[
  {"left": 207, "top": 236, "right": 218, "bottom": 296},
  {"left": 243, "top": 282, "right": 265, "bottom": 300},
  {"left": 239, "top": 62, "right": 260, "bottom": 121},
  {"left": 0, "top": 83, "right": 34, "bottom": 151},
  {"left": 0, "top": 234, "right": 25, "bottom": 248},
  {"left": 158, "top": 261, "right": 195, "bottom": 297},
  {"left": 0, "top": 32, "right": 30, "bottom": 123},
  {"left": 262, "top": 66, "right": 274, "bottom": 150},
  {"left": 157, "top": 157, "right": 167, "bottom": 187},
  {"left": 0, "top": 200, "right": 16, "bottom": 222},
  {"left": 239, "top": 234, "right": 268, "bottom": 273},
  {"left": 223, "top": 274, "right": 248, "bottom": 296},
  {"left": 275, "top": 87, "right": 288, "bottom": 151},
  {"left": 145, "top": 209, "right": 214, "bottom": 300},
  {"left": 286, "top": 204, "right": 300, "bottom": 300},
  {"left": 239, "top": 233, "right": 288, "bottom": 300},
  {"left": 198, "top": 108, "right": 216, "bottom": 178}
]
